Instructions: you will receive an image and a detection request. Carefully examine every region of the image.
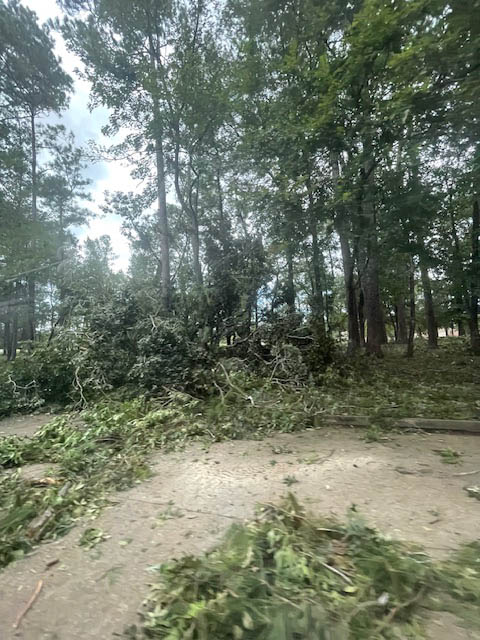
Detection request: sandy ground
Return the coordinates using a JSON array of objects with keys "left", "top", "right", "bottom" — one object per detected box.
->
[
  {"left": 0, "top": 413, "right": 54, "bottom": 438},
  {"left": 0, "top": 421, "right": 479, "bottom": 639}
]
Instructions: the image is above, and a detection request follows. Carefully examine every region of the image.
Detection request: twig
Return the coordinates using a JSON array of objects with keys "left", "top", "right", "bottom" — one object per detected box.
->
[
  {"left": 212, "top": 379, "right": 225, "bottom": 405},
  {"left": 320, "top": 561, "right": 353, "bottom": 584},
  {"left": 74, "top": 366, "right": 87, "bottom": 407},
  {"left": 121, "top": 496, "right": 242, "bottom": 520},
  {"left": 27, "top": 482, "right": 71, "bottom": 540},
  {"left": 374, "top": 585, "right": 426, "bottom": 634},
  {"left": 318, "top": 449, "right": 336, "bottom": 465},
  {"left": 217, "top": 362, "right": 255, "bottom": 406},
  {"left": 13, "top": 579, "right": 44, "bottom": 629},
  {"left": 452, "top": 469, "right": 480, "bottom": 477}
]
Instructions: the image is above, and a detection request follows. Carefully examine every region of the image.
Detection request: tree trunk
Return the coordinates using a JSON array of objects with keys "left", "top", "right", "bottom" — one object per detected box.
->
[
  {"left": 331, "top": 152, "right": 360, "bottom": 353},
  {"left": 306, "top": 184, "right": 326, "bottom": 337},
  {"left": 6, "top": 283, "right": 19, "bottom": 361},
  {"left": 470, "top": 196, "right": 480, "bottom": 354},
  {"left": 449, "top": 203, "right": 469, "bottom": 336},
  {"left": 358, "top": 284, "right": 366, "bottom": 346},
  {"left": 4, "top": 319, "right": 10, "bottom": 360},
  {"left": 285, "top": 244, "right": 296, "bottom": 313},
  {"left": 9, "top": 311, "right": 18, "bottom": 362},
  {"left": 155, "top": 133, "right": 171, "bottom": 310},
  {"left": 191, "top": 212, "right": 203, "bottom": 288},
  {"left": 419, "top": 261, "right": 438, "bottom": 348},
  {"left": 395, "top": 295, "right": 408, "bottom": 343},
  {"left": 147, "top": 32, "right": 170, "bottom": 311},
  {"left": 361, "top": 160, "right": 385, "bottom": 356},
  {"left": 26, "top": 110, "right": 37, "bottom": 343},
  {"left": 406, "top": 259, "right": 416, "bottom": 358},
  {"left": 340, "top": 232, "right": 361, "bottom": 353}
]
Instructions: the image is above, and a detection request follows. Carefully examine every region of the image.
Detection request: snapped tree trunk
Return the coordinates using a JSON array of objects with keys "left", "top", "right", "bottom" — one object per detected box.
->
[
  {"left": 470, "top": 196, "right": 480, "bottom": 354},
  {"left": 419, "top": 260, "right": 438, "bottom": 348}
]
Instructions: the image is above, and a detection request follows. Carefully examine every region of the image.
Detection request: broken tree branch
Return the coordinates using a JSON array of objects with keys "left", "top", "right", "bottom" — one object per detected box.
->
[{"left": 13, "top": 579, "right": 44, "bottom": 629}]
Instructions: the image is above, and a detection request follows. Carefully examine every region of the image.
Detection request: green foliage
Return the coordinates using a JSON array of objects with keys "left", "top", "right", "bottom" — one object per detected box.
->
[
  {"left": 10, "top": 336, "right": 78, "bottom": 403},
  {"left": 0, "top": 338, "right": 478, "bottom": 572},
  {"left": 432, "top": 543, "right": 480, "bottom": 629},
  {"left": 122, "top": 498, "right": 480, "bottom": 639},
  {"left": 131, "top": 318, "right": 212, "bottom": 392},
  {"left": 435, "top": 449, "right": 463, "bottom": 465},
  {"left": 79, "top": 527, "right": 108, "bottom": 549},
  {"left": 315, "top": 340, "right": 480, "bottom": 420},
  {"left": 0, "top": 364, "right": 44, "bottom": 417},
  {"left": 132, "top": 497, "right": 435, "bottom": 639}
]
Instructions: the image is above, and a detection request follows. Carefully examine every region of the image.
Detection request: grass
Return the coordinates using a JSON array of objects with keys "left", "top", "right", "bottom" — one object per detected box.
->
[
  {"left": 435, "top": 448, "right": 463, "bottom": 464},
  {"left": 125, "top": 496, "right": 480, "bottom": 639},
  {"left": 316, "top": 338, "right": 480, "bottom": 421}
]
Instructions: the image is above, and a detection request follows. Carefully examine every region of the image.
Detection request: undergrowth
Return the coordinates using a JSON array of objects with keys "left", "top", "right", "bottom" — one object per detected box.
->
[
  {"left": 1, "top": 339, "right": 479, "bottom": 571},
  {"left": 125, "top": 496, "right": 480, "bottom": 640}
]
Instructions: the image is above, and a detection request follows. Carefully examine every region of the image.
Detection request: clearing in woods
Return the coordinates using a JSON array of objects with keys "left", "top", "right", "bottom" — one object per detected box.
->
[{"left": 0, "top": 414, "right": 479, "bottom": 639}]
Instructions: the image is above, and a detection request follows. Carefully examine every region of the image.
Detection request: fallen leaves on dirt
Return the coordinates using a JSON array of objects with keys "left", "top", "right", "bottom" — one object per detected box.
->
[{"left": 126, "top": 496, "right": 480, "bottom": 640}]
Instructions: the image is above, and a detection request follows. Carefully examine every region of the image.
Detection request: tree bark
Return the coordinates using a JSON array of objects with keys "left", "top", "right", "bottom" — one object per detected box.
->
[
  {"left": 147, "top": 30, "right": 171, "bottom": 311},
  {"left": 5, "top": 282, "right": 19, "bottom": 361},
  {"left": 26, "top": 110, "right": 37, "bottom": 343},
  {"left": 406, "top": 258, "right": 416, "bottom": 358},
  {"left": 306, "top": 180, "right": 326, "bottom": 337},
  {"left": 360, "top": 160, "right": 385, "bottom": 356},
  {"left": 470, "top": 196, "right": 480, "bottom": 354},
  {"left": 331, "top": 152, "right": 360, "bottom": 353},
  {"left": 419, "top": 261, "right": 438, "bottom": 348},
  {"left": 155, "top": 133, "right": 171, "bottom": 310},
  {"left": 357, "top": 283, "right": 366, "bottom": 346},
  {"left": 395, "top": 295, "right": 408, "bottom": 344},
  {"left": 285, "top": 244, "right": 296, "bottom": 313}
]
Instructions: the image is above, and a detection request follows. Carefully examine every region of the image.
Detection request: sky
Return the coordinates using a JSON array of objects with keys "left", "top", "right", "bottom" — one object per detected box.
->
[{"left": 22, "top": 0, "right": 135, "bottom": 272}]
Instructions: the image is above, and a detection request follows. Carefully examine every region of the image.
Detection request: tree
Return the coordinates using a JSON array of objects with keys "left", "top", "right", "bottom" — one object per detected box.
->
[{"left": 0, "top": 0, "right": 72, "bottom": 341}]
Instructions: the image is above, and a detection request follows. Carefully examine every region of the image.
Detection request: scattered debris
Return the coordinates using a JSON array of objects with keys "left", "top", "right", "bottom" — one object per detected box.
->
[
  {"left": 45, "top": 558, "right": 59, "bottom": 569},
  {"left": 79, "top": 527, "right": 108, "bottom": 549},
  {"left": 26, "top": 482, "right": 71, "bottom": 541},
  {"left": 135, "top": 497, "right": 480, "bottom": 639},
  {"left": 464, "top": 486, "right": 480, "bottom": 500},
  {"left": 453, "top": 469, "right": 480, "bottom": 477},
  {"left": 434, "top": 448, "right": 463, "bottom": 464},
  {"left": 13, "top": 578, "right": 43, "bottom": 629}
]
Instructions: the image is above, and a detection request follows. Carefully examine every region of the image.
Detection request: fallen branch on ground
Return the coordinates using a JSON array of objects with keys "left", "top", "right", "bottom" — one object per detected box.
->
[
  {"left": 26, "top": 482, "right": 71, "bottom": 541},
  {"left": 13, "top": 579, "right": 43, "bottom": 629}
]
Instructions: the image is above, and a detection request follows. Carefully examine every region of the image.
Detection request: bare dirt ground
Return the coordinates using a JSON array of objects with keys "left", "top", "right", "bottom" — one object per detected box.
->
[
  {"left": 0, "top": 413, "right": 54, "bottom": 438},
  {"left": 0, "top": 423, "right": 479, "bottom": 639}
]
